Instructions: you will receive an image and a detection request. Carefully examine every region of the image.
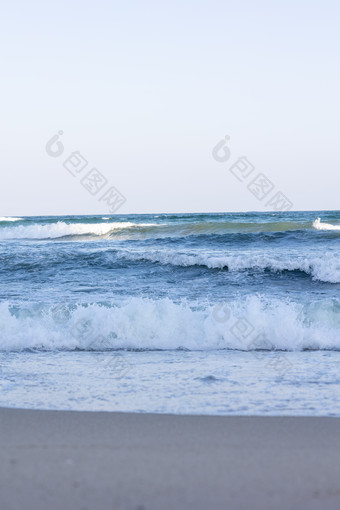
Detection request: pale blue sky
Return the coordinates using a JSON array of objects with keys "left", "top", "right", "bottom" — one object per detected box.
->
[{"left": 1, "top": 0, "right": 339, "bottom": 215}]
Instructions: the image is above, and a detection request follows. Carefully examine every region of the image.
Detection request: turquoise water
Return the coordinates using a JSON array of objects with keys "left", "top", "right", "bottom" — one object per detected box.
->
[{"left": 0, "top": 211, "right": 340, "bottom": 414}]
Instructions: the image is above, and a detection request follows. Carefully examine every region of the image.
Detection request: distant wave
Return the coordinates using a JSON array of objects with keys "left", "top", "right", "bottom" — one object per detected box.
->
[
  {"left": 0, "top": 217, "right": 23, "bottom": 222},
  {"left": 3, "top": 216, "right": 339, "bottom": 240},
  {"left": 313, "top": 218, "right": 340, "bottom": 231},
  {"left": 0, "top": 221, "right": 159, "bottom": 240},
  {"left": 1, "top": 217, "right": 340, "bottom": 238},
  {"left": 116, "top": 250, "right": 340, "bottom": 283},
  {"left": 0, "top": 219, "right": 315, "bottom": 240},
  {"left": 1, "top": 296, "right": 340, "bottom": 351}
]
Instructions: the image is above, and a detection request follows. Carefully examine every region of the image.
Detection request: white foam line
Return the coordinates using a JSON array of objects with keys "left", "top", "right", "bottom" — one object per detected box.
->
[{"left": 0, "top": 222, "right": 160, "bottom": 240}]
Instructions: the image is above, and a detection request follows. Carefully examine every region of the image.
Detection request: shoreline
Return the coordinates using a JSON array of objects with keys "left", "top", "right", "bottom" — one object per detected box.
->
[{"left": 1, "top": 408, "right": 339, "bottom": 509}]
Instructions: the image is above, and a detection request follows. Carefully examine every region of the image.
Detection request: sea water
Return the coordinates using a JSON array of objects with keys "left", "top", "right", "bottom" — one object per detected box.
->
[{"left": 0, "top": 211, "right": 340, "bottom": 415}]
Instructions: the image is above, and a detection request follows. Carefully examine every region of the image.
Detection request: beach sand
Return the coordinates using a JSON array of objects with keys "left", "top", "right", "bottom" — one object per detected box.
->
[{"left": 0, "top": 408, "right": 339, "bottom": 510}]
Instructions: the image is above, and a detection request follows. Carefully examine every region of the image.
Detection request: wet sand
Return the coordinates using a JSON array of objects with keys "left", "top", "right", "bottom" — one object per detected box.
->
[{"left": 0, "top": 408, "right": 339, "bottom": 510}]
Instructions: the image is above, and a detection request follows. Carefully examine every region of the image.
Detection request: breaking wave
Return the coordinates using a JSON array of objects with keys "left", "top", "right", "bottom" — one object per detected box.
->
[
  {"left": 1, "top": 296, "right": 340, "bottom": 351},
  {"left": 116, "top": 250, "right": 340, "bottom": 283},
  {"left": 0, "top": 218, "right": 324, "bottom": 241},
  {"left": 0, "top": 221, "right": 158, "bottom": 240},
  {"left": 0, "top": 217, "right": 23, "bottom": 222},
  {"left": 313, "top": 218, "right": 340, "bottom": 231},
  {"left": 1, "top": 216, "right": 339, "bottom": 241}
]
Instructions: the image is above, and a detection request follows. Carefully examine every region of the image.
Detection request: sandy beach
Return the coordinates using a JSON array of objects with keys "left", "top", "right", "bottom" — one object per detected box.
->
[{"left": 0, "top": 408, "right": 339, "bottom": 510}]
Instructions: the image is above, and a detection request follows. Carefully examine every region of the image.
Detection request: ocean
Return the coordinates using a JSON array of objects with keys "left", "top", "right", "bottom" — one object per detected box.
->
[{"left": 0, "top": 211, "right": 340, "bottom": 415}]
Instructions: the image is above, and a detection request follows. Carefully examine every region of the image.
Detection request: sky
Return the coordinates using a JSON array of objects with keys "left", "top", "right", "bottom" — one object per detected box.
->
[{"left": 1, "top": 0, "right": 339, "bottom": 215}]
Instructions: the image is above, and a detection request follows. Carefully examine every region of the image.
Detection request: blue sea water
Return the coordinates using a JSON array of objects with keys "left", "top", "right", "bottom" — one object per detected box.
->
[{"left": 0, "top": 211, "right": 340, "bottom": 415}]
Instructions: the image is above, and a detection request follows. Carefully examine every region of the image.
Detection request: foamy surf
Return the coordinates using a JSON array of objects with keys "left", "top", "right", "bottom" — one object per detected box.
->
[
  {"left": 2, "top": 211, "right": 340, "bottom": 416},
  {"left": 0, "top": 221, "right": 159, "bottom": 240},
  {"left": 1, "top": 296, "right": 340, "bottom": 351},
  {"left": 313, "top": 217, "right": 340, "bottom": 231},
  {"left": 115, "top": 249, "right": 340, "bottom": 283},
  {"left": 0, "top": 217, "right": 23, "bottom": 222}
]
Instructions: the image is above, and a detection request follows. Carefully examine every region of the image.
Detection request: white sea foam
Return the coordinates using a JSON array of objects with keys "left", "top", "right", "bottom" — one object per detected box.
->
[
  {"left": 1, "top": 296, "right": 340, "bottom": 351},
  {"left": 116, "top": 250, "right": 340, "bottom": 283},
  {"left": 313, "top": 217, "right": 340, "bottom": 231},
  {"left": 0, "top": 222, "right": 157, "bottom": 240},
  {"left": 0, "top": 217, "right": 23, "bottom": 222}
]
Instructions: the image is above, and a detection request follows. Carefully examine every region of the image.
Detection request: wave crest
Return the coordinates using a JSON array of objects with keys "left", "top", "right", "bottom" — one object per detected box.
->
[
  {"left": 1, "top": 296, "right": 340, "bottom": 351},
  {"left": 116, "top": 250, "right": 340, "bottom": 283},
  {"left": 313, "top": 217, "right": 340, "bottom": 231},
  {"left": 0, "top": 221, "right": 158, "bottom": 240},
  {"left": 0, "top": 217, "right": 23, "bottom": 222}
]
